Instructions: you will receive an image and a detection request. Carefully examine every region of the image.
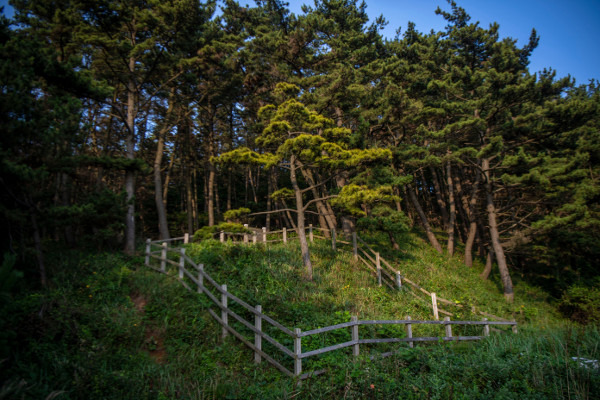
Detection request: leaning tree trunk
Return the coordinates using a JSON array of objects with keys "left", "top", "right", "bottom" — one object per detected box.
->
[
  {"left": 482, "top": 157, "right": 514, "bottom": 302},
  {"left": 480, "top": 248, "right": 494, "bottom": 280},
  {"left": 459, "top": 166, "right": 481, "bottom": 267},
  {"left": 408, "top": 184, "right": 443, "bottom": 254},
  {"left": 301, "top": 168, "right": 335, "bottom": 234},
  {"left": 290, "top": 155, "right": 312, "bottom": 279}
]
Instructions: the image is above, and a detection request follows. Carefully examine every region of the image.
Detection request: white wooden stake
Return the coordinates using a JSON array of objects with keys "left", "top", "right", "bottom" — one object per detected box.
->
[
  {"left": 444, "top": 316, "right": 452, "bottom": 338},
  {"left": 221, "top": 284, "right": 228, "bottom": 339},
  {"left": 262, "top": 227, "right": 267, "bottom": 243},
  {"left": 283, "top": 227, "right": 287, "bottom": 244},
  {"left": 483, "top": 318, "right": 490, "bottom": 337},
  {"left": 255, "top": 305, "right": 262, "bottom": 363},
  {"left": 294, "top": 328, "right": 302, "bottom": 377},
  {"left": 178, "top": 248, "right": 185, "bottom": 280},
  {"left": 395, "top": 271, "right": 402, "bottom": 290},
  {"left": 184, "top": 233, "right": 189, "bottom": 244},
  {"left": 160, "top": 242, "right": 167, "bottom": 272},
  {"left": 309, "top": 224, "right": 313, "bottom": 242},
  {"left": 432, "top": 293, "right": 439, "bottom": 320},
  {"left": 331, "top": 228, "right": 336, "bottom": 250},
  {"left": 406, "top": 316, "right": 413, "bottom": 348},
  {"left": 145, "top": 239, "right": 151, "bottom": 266},
  {"left": 220, "top": 231, "right": 225, "bottom": 243},
  {"left": 351, "top": 316, "right": 359, "bottom": 357}
]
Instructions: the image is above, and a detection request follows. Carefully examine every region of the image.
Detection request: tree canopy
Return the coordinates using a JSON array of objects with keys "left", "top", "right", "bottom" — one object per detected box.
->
[{"left": 2, "top": 0, "right": 598, "bottom": 303}]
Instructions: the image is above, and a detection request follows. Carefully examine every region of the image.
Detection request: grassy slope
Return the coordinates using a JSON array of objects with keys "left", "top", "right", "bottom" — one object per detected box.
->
[{"left": 2, "top": 233, "right": 598, "bottom": 399}]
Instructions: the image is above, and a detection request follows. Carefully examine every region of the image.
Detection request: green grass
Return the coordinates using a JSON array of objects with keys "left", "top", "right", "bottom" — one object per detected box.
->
[{"left": 1, "top": 233, "right": 598, "bottom": 399}]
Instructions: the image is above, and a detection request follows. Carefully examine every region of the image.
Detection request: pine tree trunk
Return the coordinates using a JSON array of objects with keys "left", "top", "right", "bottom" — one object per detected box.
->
[
  {"left": 408, "top": 184, "right": 443, "bottom": 254},
  {"left": 429, "top": 166, "right": 449, "bottom": 230},
  {"left": 301, "top": 168, "right": 335, "bottom": 233},
  {"left": 186, "top": 170, "right": 194, "bottom": 234},
  {"left": 335, "top": 173, "right": 353, "bottom": 237},
  {"left": 154, "top": 129, "right": 170, "bottom": 240},
  {"left": 31, "top": 212, "right": 46, "bottom": 288},
  {"left": 207, "top": 163, "right": 215, "bottom": 226},
  {"left": 153, "top": 95, "right": 174, "bottom": 240},
  {"left": 227, "top": 169, "right": 232, "bottom": 212},
  {"left": 388, "top": 231, "right": 400, "bottom": 250},
  {"left": 290, "top": 155, "right": 312, "bottom": 279},
  {"left": 266, "top": 169, "right": 273, "bottom": 230},
  {"left": 482, "top": 157, "right": 514, "bottom": 302},
  {"left": 124, "top": 55, "right": 136, "bottom": 256},
  {"left": 446, "top": 160, "right": 456, "bottom": 256},
  {"left": 480, "top": 248, "right": 494, "bottom": 280},
  {"left": 463, "top": 167, "right": 481, "bottom": 267}
]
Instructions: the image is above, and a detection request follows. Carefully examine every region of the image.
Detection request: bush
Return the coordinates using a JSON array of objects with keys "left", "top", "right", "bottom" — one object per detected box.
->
[
  {"left": 192, "top": 222, "right": 249, "bottom": 241},
  {"left": 559, "top": 281, "right": 600, "bottom": 324}
]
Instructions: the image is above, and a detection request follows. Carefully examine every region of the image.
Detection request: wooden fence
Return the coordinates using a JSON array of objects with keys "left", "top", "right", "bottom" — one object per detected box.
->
[
  {"left": 214, "top": 225, "right": 512, "bottom": 323},
  {"left": 144, "top": 236, "right": 517, "bottom": 380}
]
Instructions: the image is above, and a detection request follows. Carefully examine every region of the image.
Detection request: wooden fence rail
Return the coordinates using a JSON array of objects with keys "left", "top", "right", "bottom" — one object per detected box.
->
[
  {"left": 144, "top": 237, "right": 517, "bottom": 380},
  {"left": 207, "top": 226, "right": 510, "bottom": 322}
]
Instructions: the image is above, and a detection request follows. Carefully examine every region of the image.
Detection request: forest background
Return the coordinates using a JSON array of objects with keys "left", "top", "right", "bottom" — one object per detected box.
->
[{"left": 1, "top": 0, "right": 599, "bottom": 312}]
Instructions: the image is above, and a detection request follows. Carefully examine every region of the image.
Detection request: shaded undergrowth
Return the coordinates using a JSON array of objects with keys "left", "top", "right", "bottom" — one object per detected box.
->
[{"left": 1, "top": 235, "right": 598, "bottom": 399}]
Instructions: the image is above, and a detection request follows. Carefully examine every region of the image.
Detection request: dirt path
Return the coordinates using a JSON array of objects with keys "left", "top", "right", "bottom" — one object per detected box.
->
[{"left": 131, "top": 293, "right": 167, "bottom": 364}]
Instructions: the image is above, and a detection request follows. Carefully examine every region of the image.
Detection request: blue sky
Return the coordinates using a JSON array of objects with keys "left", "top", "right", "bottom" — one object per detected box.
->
[
  {"left": 284, "top": 0, "right": 600, "bottom": 85},
  {"left": 2, "top": 0, "right": 598, "bottom": 85}
]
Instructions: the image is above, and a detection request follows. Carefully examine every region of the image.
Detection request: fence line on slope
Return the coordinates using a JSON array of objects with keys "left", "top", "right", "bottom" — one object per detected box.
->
[
  {"left": 144, "top": 236, "right": 517, "bottom": 380},
  {"left": 213, "top": 225, "right": 510, "bottom": 322}
]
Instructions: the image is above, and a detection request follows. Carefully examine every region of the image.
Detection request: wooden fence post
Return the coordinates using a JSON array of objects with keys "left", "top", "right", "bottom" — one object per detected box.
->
[
  {"left": 512, "top": 319, "right": 518, "bottom": 334},
  {"left": 351, "top": 316, "right": 359, "bottom": 357},
  {"left": 483, "top": 318, "right": 490, "bottom": 337},
  {"left": 352, "top": 232, "right": 357, "bottom": 260},
  {"left": 160, "top": 242, "right": 167, "bottom": 272},
  {"left": 255, "top": 305, "right": 262, "bottom": 363},
  {"left": 331, "top": 228, "right": 336, "bottom": 251},
  {"left": 376, "top": 252, "right": 382, "bottom": 287},
  {"left": 406, "top": 316, "right": 414, "bottom": 348},
  {"left": 145, "top": 239, "right": 151, "bottom": 266},
  {"left": 262, "top": 227, "right": 267, "bottom": 243},
  {"left": 197, "top": 264, "right": 204, "bottom": 293},
  {"left": 309, "top": 224, "right": 313, "bottom": 243},
  {"left": 294, "top": 328, "right": 302, "bottom": 377},
  {"left": 184, "top": 233, "right": 189, "bottom": 244},
  {"left": 220, "top": 231, "right": 225, "bottom": 243},
  {"left": 221, "top": 284, "right": 228, "bottom": 339},
  {"left": 244, "top": 224, "right": 249, "bottom": 244},
  {"left": 395, "top": 271, "right": 402, "bottom": 290},
  {"left": 283, "top": 227, "right": 287, "bottom": 244},
  {"left": 178, "top": 248, "right": 185, "bottom": 280},
  {"left": 444, "top": 316, "right": 452, "bottom": 338},
  {"left": 431, "top": 292, "right": 439, "bottom": 320}
]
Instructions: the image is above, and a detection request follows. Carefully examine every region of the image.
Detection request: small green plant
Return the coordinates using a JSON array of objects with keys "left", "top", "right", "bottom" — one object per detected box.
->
[
  {"left": 192, "top": 222, "right": 250, "bottom": 241},
  {"left": 559, "top": 280, "right": 600, "bottom": 324}
]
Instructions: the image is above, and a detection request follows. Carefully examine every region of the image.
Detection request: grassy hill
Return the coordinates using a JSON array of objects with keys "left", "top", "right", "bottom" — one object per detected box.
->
[{"left": 1, "top": 233, "right": 598, "bottom": 399}]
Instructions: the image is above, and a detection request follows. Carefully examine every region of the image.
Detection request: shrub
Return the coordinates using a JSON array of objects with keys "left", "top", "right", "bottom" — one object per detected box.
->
[
  {"left": 193, "top": 222, "right": 250, "bottom": 241},
  {"left": 559, "top": 281, "right": 600, "bottom": 324}
]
